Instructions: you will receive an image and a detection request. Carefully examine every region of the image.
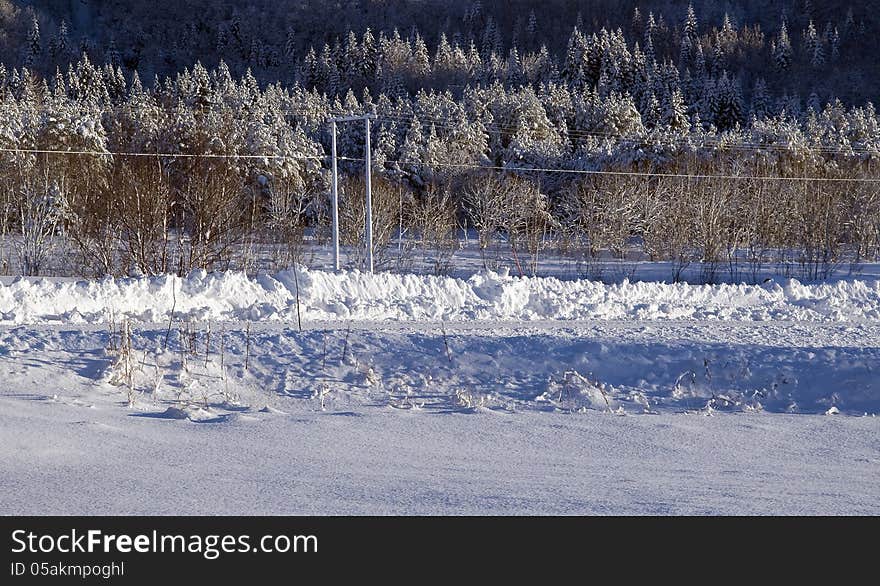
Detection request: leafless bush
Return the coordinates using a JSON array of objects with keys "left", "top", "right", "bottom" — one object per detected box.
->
[
  {"left": 339, "top": 174, "right": 402, "bottom": 270},
  {"left": 504, "top": 177, "right": 556, "bottom": 277},
  {"left": 114, "top": 157, "right": 173, "bottom": 275},
  {"left": 691, "top": 176, "right": 732, "bottom": 284},
  {"left": 10, "top": 160, "right": 69, "bottom": 276},
  {"left": 641, "top": 176, "right": 697, "bottom": 282},
  {"left": 460, "top": 172, "right": 511, "bottom": 270},
  {"left": 409, "top": 184, "right": 459, "bottom": 274},
  {"left": 44, "top": 148, "right": 114, "bottom": 277},
  {"left": 563, "top": 175, "right": 641, "bottom": 280},
  {"left": 843, "top": 176, "right": 880, "bottom": 271},
  {"left": 176, "top": 158, "right": 248, "bottom": 273},
  {"left": 265, "top": 174, "right": 311, "bottom": 269},
  {"left": 735, "top": 176, "right": 775, "bottom": 283},
  {"left": 461, "top": 172, "right": 553, "bottom": 275},
  {"left": 791, "top": 179, "right": 845, "bottom": 280}
]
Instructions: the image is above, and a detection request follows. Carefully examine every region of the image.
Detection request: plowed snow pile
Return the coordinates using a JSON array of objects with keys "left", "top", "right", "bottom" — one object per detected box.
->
[{"left": 2, "top": 268, "right": 879, "bottom": 324}]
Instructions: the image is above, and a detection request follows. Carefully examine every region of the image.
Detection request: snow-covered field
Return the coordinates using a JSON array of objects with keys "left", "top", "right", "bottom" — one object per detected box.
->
[{"left": 1, "top": 268, "right": 878, "bottom": 514}]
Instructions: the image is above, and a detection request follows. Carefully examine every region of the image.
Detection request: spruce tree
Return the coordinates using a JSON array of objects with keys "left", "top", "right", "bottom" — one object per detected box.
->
[
  {"left": 830, "top": 27, "right": 840, "bottom": 61},
  {"left": 51, "top": 21, "right": 71, "bottom": 64},
  {"left": 773, "top": 21, "right": 793, "bottom": 71},
  {"left": 25, "top": 15, "right": 41, "bottom": 68},
  {"left": 662, "top": 89, "right": 690, "bottom": 131},
  {"left": 684, "top": 3, "right": 699, "bottom": 40},
  {"left": 750, "top": 78, "right": 772, "bottom": 120}
]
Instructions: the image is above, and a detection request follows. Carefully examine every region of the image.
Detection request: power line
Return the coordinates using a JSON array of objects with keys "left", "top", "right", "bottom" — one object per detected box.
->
[
  {"left": 0, "top": 146, "right": 326, "bottom": 161},
  {"left": 336, "top": 156, "right": 880, "bottom": 183},
  {"left": 1, "top": 146, "right": 877, "bottom": 184}
]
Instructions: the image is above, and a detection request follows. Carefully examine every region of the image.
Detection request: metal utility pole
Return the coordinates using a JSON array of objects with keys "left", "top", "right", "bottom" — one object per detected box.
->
[
  {"left": 331, "top": 120, "right": 339, "bottom": 271},
  {"left": 364, "top": 117, "right": 373, "bottom": 274},
  {"left": 328, "top": 113, "right": 377, "bottom": 273}
]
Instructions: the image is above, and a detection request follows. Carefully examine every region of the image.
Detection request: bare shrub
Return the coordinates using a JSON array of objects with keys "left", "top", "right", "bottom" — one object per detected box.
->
[
  {"left": 691, "top": 176, "right": 732, "bottom": 284},
  {"left": 409, "top": 184, "right": 460, "bottom": 275},
  {"left": 641, "top": 176, "right": 697, "bottom": 282},
  {"left": 114, "top": 157, "right": 173, "bottom": 275},
  {"left": 460, "top": 172, "right": 511, "bottom": 270},
  {"left": 11, "top": 161, "right": 69, "bottom": 276},
  {"left": 264, "top": 174, "right": 311, "bottom": 269},
  {"left": 176, "top": 158, "right": 247, "bottom": 273},
  {"left": 791, "top": 178, "right": 845, "bottom": 280},
  {"left": 505, "top": 176, "right": 556, "bottom": 277},
  {"left": 338, "top": 174, "right": 402, "bottom": 270},
  {"left": 843, "top": 176, "right": 880, "bottom": 271},
  {"left": 564, "top": 175, "right": 641, "bottom": 280},
  {"left": 461, "top": 172, "right": 553, "bottom": 275}
]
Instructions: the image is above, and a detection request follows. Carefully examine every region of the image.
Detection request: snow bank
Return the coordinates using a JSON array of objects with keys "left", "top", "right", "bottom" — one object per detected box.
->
[{"left": 1, "top": 268, "right": 879, "bottom": 324}]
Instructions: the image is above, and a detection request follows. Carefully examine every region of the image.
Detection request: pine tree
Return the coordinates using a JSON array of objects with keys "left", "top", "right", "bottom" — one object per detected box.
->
[
  {"left": 434, "top": 33, "right": 454, "bottom": 74},
  {"left": 643, "top": 92, "right": 662, "bottom": 128},
  {"left": 362, "top": 28, "right": 378, "bottom": 78},
  {"left": 712, "top": 71, "right": 745, "bottom": 130},
  {"left": 679, "top": 34, "right": 692, "bottom": 70},
  {"left": 803, "top": 20, "right": 820, "bottom": 58},
  {"left": 750, "top": 78, "right": 772, "bottom": 120},
  {"left": 301, "top": 46, "right": 318, "bottom": 87},
  {"left": 506, "top": 48, "right": 525, "bottom": 87},
  {"left": 662, "top": 89, "right": 690, "bottom": 131},
  {"left": 562, "top": 27, "right": 588, "bottom": 88},
  {"left": 719, "top": 13, "right": 737, "bottom": 47},
  {"left": 526, "top": 10, "right": 537, "bottom": 47},
  {"left": 379, "top": 65, "right": 407, "bottom": 100},
  {"left": 106, "top": 38, "right": 121, "bottom": 69},
  {"left": 810, "top": 39, "right": 825, "bottom": 68},
  {"left": 465, "top": 1, "right": 484, "bottom": 30},
  {"left": 399, "top": 115, "right": 425, "bottom": 183},
  {"left": 505, "top": 88, "right": 566, "bottom": 166},
  {"left": 830, "top": 27, "right": 840, "bottom": 61},
  {"left": 684, "top": 3, "right": 699, "bottom": 40},
  {"left": 466, "top": 40, "right": 483, "bottom": 76},
  {"left": 711, "top": 42, "right": 725, "bottom": 75},
  {"left": 372, "top": 120, "right": 397, "bottom": 174},
  {"left": 772, "top": 21, "right": 793, "bottom": 71},
  {"left": 78, "top": 37, "right": 94, "bottom": 61},
  {"left": 803, "top": 0, "right": 814, "bottom": 20},
  {"left": 25, "top": 14, "right": 41, "bottom": 67},
  {"left": 698, "top": 76, "right": 718, "bottom": 126},
  {"left": 644, "top": 22, "right": 656, "bottom": 65},
  {"left": 632, "top": 7, "right": 643, "bottom": 35},
  {"left": 843, "top": 8, "right": 856, "bottom": 39},
  {"left": 51, "top": 20, "right": 71, "bottom": 63},
  {"left": 284, "top": 27, "right": 296, "bottom": 58},
  {"left": 598, "top": 91, "right": 644, "bottom": 136},
  {"left": 482, "top": 17, "right": 502, "bottom": 58},
  {"left": 412, "top": 34, "right": 431, "bottom": 76},
  {"left": 229, "top": 9, "right": 243, "bottom": 45},
  {"left": 318, "top": 44, "right": 336, "bottom": 93},
  {"left": 807, "top": 91, "right": 821, "bottom": 113},
  {"left": 216, "top": 24, "right": 229, "bottom": 55}
]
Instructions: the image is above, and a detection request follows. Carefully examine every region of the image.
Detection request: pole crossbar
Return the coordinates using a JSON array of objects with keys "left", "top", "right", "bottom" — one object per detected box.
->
[{"left": 329, "top": 114, "right": 377, "bottom": 123}]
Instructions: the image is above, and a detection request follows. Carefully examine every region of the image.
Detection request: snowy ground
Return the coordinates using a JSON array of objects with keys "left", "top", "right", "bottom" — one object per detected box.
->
[{"left": 1, "top": 268, "right": 878, "bottom": 514}]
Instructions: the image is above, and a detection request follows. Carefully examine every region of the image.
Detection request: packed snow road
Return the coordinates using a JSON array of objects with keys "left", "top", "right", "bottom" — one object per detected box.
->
[{"left": 1, "top": 394, "right": 876, "bottom": 515}]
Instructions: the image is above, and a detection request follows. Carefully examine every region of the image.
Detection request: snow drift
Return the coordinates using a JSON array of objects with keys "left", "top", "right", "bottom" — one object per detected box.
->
[{"left": 1, "top": 268, "right": 879, "bottom": 324}]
